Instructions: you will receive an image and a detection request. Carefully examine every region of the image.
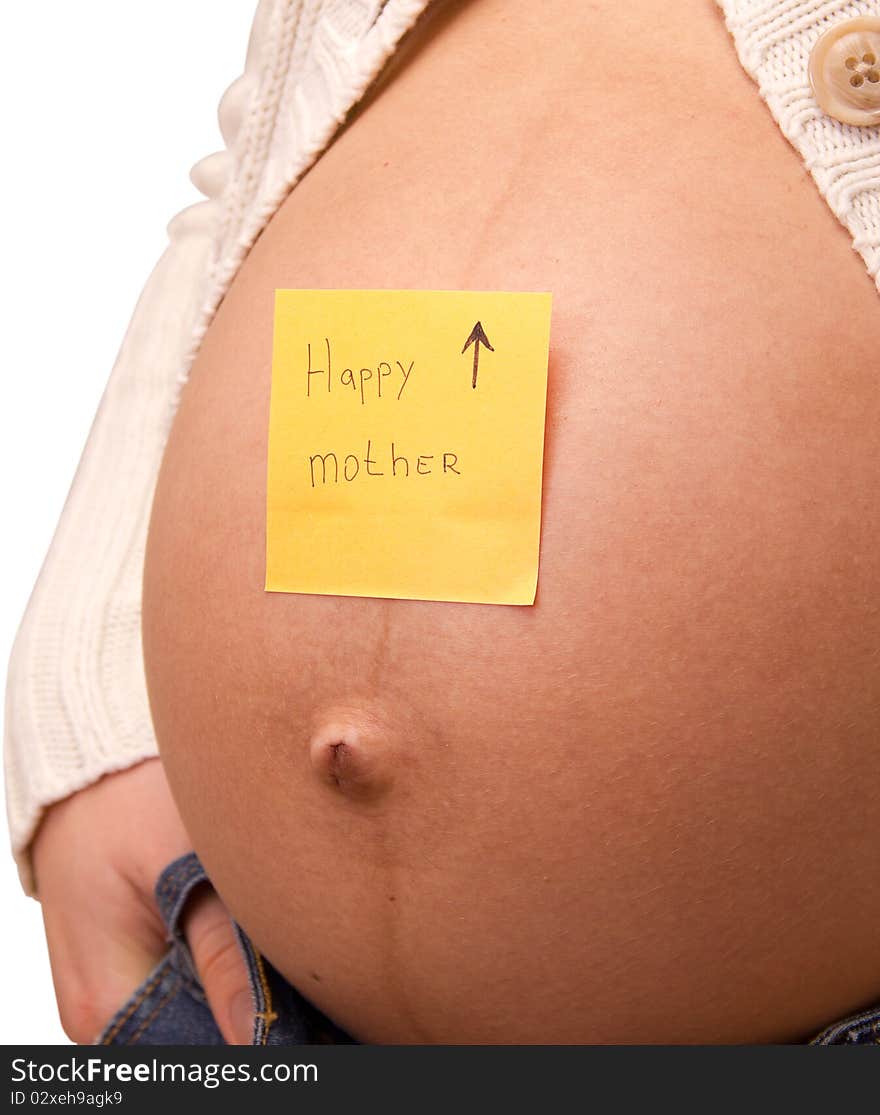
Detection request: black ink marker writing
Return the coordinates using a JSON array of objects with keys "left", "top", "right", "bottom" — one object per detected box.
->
[
  {"left": 461, "top": 321, "right": 494, "bottom": 389},
  {"left": 306, "top": 338, "right": 332, "bottom": 397}
]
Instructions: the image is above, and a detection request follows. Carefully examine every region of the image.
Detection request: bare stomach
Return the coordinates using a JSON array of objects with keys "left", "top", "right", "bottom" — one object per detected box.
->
[{"left": 142, "top": 0, "right": 880, "bottom": 1042}]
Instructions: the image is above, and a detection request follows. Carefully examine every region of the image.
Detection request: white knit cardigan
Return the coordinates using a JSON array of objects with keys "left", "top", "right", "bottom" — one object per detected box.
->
[{"left": 5, "top": 0, "right": 880, "bottom": 895}]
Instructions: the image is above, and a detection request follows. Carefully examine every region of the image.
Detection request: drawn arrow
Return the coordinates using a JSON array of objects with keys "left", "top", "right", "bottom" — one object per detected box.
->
[{"left": 461, "top": 320, "right": 495, "bottom": 389}]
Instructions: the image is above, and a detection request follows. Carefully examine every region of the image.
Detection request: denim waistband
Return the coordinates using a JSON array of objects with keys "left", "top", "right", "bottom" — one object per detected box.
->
[{"left": 98, "top": 852, "right": 354, "bottom": 1046}]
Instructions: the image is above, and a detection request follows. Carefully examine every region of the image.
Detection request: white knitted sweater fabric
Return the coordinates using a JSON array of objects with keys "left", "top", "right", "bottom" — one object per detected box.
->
[
  {"left": 717, "top": 0, "right": 880, "bottom": 294},
  {"left": 5, "top": 0, "right": 879, "bottom": 895}
]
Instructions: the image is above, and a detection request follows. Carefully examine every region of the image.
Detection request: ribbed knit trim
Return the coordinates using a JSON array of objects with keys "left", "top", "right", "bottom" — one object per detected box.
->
[{"left": 716, "top": 0, "right": 880, "bottom": 294}]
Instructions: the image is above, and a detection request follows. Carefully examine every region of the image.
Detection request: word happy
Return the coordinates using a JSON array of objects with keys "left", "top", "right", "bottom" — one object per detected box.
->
[{"left": 306, "top": 339, "right": 414, "bottom": 404}]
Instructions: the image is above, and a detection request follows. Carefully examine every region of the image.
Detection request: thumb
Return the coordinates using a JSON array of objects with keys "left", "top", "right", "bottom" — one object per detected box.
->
[{"left": 181, "top": 883, "right": 254, "bottom": 1045}]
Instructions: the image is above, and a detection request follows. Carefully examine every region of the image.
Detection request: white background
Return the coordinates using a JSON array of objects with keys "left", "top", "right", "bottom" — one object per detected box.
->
[{"left": 0, "top": 1, "right": 256, "bottom": 1045}]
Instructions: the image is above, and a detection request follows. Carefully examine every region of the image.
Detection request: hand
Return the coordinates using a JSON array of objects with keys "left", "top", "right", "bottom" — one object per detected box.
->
[{"left": 31, "top": 757, "right": 253, "bottom": 1044}]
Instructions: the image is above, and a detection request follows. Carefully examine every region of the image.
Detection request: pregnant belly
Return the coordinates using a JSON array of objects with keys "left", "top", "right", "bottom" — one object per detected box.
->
[{"left": 142, "top": 0, "right": 880, "bottom": 1042}]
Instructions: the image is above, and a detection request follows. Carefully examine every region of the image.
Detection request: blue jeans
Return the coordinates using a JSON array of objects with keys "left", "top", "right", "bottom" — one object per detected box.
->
[
  {"left": 96, "top": 852, "right": 354, "bottom": 1045},
  {"left": 97, "top": 852, "right": 879, "bottom": 1045}
]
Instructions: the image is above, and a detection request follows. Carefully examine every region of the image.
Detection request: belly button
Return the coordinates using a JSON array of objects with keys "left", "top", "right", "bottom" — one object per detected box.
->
[{"left": 309, "top": 709, "right": 396, "bottom": 802}]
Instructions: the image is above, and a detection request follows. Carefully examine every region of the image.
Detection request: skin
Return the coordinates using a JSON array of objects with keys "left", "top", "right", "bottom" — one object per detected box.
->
[
  {"left": 38, "top": 0, "right": 879, "bottom": 1044},
  {"left": 32, "top": 760, "right": 253, "bottom": 1045}
]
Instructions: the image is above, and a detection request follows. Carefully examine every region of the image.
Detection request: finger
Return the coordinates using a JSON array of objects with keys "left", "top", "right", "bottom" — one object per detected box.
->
[
  {"left": 182, "top": 883, "right": 254, "bottom": 1045},
  {"left": 42, "top": 904, "right": 166, "bottom": 1044}
]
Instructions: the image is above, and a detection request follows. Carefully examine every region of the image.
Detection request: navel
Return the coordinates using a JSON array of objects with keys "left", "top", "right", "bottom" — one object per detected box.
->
[{"left": 308, "top": 705, "right": 397, "bottom": 802}]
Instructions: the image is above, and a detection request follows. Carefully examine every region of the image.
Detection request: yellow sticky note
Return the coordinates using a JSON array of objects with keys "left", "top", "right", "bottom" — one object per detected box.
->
[{"left": 265, "top": 289, "right": 552, "bottom": 605}]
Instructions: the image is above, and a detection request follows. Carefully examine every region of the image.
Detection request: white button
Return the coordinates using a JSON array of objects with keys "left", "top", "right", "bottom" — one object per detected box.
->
[
  {"left": 189, "top": 151, "right": 231, "bottom": 199},
  {"left": 808, "top": 16, "right": 880, "bottom": 127},
  {"left": 167, "top": 201, "right": 217, "bottom": 241},
  {"left": 217, "top": 75, "right": 253, "bottom": 147}
]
